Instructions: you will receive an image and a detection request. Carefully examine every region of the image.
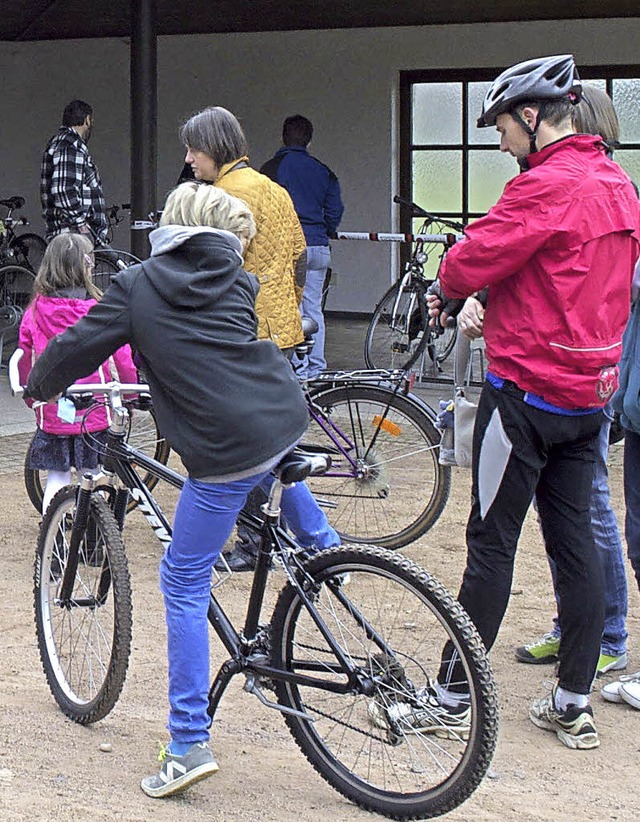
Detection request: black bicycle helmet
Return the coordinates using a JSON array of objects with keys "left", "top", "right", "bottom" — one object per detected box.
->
[{"left": 477, "top": 54, "right": 582, "bottom": 128}]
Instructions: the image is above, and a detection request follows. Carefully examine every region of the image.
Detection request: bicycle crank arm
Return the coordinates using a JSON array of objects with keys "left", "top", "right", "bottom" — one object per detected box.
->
[{"left": 243, "top": 675, "right": 315, "bottom": 722}]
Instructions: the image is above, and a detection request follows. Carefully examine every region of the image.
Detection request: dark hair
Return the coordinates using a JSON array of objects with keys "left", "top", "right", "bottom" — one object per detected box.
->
[
  {"left": 180, "top": 107, "right": 248, "bottom": 167},
  {"left": 282, "top": 115, "right": 313, "bottom": 147},
  {"left": 62, "top": 100, "right": 93, "bottom": 127},
  {"left": 514, "top": 97, "right": 575, "bottom": 128}
]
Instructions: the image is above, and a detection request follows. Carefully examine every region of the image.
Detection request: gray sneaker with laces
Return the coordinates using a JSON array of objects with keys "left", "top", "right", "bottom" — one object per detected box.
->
[
  {"left": 368, "top": 686, "right": 471, "bottom": 740},
  {"left": 141, "top": 741, "right": 219, "bottom": 798}
]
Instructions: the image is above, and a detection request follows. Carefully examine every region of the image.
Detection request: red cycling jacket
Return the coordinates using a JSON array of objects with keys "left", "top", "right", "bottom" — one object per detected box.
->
[{"left": 440, "top": 134, "right": 640, "bottom": 409}]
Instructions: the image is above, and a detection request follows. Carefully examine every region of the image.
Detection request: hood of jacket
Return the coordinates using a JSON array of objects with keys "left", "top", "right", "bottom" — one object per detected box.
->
[
  {"left": 145, "top": 225, "right": 249, "bottom": 310},
  {"left": 28, "top": 291, "right": 95, "bottom": 339}
]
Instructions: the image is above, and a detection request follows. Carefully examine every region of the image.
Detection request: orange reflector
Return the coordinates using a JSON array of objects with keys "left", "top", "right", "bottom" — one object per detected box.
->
[{"left": 373, "top": 415, "right": 401, "bottom": 436}]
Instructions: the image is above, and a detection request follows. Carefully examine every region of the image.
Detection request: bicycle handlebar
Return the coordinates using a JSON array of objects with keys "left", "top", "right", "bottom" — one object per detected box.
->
[{"left": 9, "top": 348, "right": 149, "bottom": 402}]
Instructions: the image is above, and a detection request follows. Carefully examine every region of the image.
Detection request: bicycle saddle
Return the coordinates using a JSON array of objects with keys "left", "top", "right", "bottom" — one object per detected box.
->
[
  {"left": 275, "top": 449, "right": 331, "bottom": 485},
  {"left": 0, "top": 196, "right": 25, "bottom": 210}
]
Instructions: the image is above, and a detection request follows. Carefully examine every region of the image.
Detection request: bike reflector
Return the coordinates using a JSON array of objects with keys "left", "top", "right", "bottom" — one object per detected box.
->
[{"left": 373, "top": 415, "right": 401, "bottom": 437}]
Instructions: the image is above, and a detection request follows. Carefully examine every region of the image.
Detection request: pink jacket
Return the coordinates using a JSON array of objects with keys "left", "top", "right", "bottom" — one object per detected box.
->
[
  {"left": 18, "top": 292, "right": 137, "bottom": 434},
  {"left": 440, "top": 135, "right": 640, "bottom": 409}
]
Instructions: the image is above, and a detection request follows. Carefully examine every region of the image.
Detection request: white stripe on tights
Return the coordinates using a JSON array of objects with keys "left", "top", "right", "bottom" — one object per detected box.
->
[{"left": 478, "top": 407, "right": 513, "bottom": 520}]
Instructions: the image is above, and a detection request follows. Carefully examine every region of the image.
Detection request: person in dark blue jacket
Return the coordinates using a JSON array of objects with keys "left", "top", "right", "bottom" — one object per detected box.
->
[{"left": 261, "top": 115, "right": 344, "bottom": 379}]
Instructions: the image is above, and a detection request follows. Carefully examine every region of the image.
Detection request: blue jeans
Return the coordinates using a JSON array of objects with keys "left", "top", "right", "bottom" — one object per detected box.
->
[
  {"left": 548, "top": 404, "right": 628, "bottom": 656},
  {"left": 297, "top": 245, "right": 331, "bottom": 380},
  {"left": 623, "top": 427, "right": 640, "bottom": 591},
  {"left": 160, "top": 471, "right": 339, "bottom": 745}
]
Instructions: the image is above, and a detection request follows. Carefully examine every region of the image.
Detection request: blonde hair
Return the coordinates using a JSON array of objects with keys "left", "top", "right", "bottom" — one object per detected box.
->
[
  {"left": 572, "top": 84, "right": 620, "bottom": 146},
  {"left": 34, "top": 233, "right": 101, "bottom": 300},
  {"left": 160, "top": 181, "right": 256, "bottom": 246}
]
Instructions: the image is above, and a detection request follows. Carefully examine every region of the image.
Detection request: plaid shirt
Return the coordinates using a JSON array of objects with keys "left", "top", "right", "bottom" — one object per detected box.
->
[{"left": 41, "top": 127, "right": 108, "bottom": 243}]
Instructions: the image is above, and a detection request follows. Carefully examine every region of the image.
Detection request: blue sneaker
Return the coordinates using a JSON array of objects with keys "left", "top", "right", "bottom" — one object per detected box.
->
[{"left": 141, "top": 742, "right": 219, "bottom": 798}]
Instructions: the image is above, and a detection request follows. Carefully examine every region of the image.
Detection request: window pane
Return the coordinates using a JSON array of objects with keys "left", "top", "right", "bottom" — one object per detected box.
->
[
  {"left": 412, "top": 83, "right": 462, "bottom": 145},
  {"left": 469, "top": 150, "right": 517, "bottom": 212},
  {"left": 612, "top": 79, "right": 640, "bottom": 142},
  {"left": 615, "top": 150, "right": 640, "bottom": 186},
  {"left": 468, "top": 82, "right": 497, "bottom": 145},
  {"left": 412, "top": 150, "right": 462, "bottom": 213}
]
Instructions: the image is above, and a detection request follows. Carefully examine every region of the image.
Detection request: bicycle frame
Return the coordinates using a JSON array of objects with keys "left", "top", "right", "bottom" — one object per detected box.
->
[{"left": 56, "top": 397, "right": 400, "bottom": 723}]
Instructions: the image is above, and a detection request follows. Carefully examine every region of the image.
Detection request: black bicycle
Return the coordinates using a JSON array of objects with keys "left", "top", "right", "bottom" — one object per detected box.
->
[
  {"left": 0, "top": 195, "right": 47, "bottom": 273},
  {"left": 93, "top": 204, "right": 142, "bottom": 290},
  {"left": 364, "top": 196, "right": 463, "bottom": 374},
  {"left": 10, "top": 361, "right": 497, "bottom": 819}
]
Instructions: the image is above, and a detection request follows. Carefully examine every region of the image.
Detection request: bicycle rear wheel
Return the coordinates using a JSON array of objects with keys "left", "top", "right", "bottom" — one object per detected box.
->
[
  {"left": 304, "top": 384, "right": 450, "bottom": 548},
  {"left": 365, "top": 279, "right": 430, "bottom": 371},
  {"left": 9, "top": 232, "right": 47, "bottom": 273},
  {"left": 23, "top": 406, "right": 170, "bottom": 514},
  {"left": 271, "top": 546, "right": 497, "bottom": 820},
  {"left": 34, "top": 486, "right": 132, "bottom": 723}
]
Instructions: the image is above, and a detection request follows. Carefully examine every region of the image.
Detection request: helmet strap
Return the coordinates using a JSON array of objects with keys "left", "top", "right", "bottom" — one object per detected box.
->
[{"left": 511, "top": 101, "right": 546, "bottom": 154}]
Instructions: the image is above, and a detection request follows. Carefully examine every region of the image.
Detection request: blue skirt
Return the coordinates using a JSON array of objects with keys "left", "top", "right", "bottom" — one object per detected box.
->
[{"left": 28, "top": 429, "right": 108, "bottom": 471}]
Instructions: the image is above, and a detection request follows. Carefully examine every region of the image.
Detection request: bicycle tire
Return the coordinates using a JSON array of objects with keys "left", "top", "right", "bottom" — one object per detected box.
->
[
  {"left": 92, "top": 252, "right": 120, "bottom": 292},
  {"left": 303, "top": 384, "right": 450, "bottom": 548},
  {"left": 9, "top": 232, "right": 47, "bottom": 274},
  {"left": 0, "top": 263, "right": 36, "bottom": 361},
  {"left": 364, "top": 279, "right": 431, "bottom": 372},
  {"left": 271, "top": 545, "right": 497, "bottom": 820},
  {"left": 34, "top": 485, "right": 133, "bottom": 724},
  {"left": 23, "top": 406, "right": 170, "bottom": 514}
]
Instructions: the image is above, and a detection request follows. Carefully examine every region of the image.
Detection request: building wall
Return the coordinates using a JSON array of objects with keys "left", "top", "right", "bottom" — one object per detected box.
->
[{"left": 1, "top": 18, "right": 638, "bottom": 311}]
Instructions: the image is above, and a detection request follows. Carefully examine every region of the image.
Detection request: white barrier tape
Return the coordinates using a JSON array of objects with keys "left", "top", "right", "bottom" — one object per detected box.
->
[
  {"left": 330, "top": 231, "right": 461, "bottom": 244},
  {"left": 131, "top": 221, "right": 156, "bottom": 230}
]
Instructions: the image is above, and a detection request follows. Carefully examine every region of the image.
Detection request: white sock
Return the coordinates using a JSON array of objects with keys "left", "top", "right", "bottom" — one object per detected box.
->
[
  {"left": 42, "top": 470, "right": 72, "bottom": 515},
  {"left": 555, "top": 686, "right": 589, "bottom": 711}
]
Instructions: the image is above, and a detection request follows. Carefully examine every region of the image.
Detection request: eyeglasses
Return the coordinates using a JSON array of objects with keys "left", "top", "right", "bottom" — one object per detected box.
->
[{"left": 84, "top": 253, "right": 95, "bottom": 270}]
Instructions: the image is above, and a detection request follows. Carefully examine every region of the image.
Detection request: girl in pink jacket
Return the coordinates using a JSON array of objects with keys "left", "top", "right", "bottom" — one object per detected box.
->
[{"left": 18, "top": 232, "right": 137, "bottom": 513}]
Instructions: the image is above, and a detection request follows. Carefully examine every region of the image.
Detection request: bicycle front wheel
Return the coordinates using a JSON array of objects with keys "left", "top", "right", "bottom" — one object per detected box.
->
[
  {"left": 34, "top": 486, "right": 133, "bottom": 723},
  {"left": 271, "top": 546, "right": 497, "bottom": 820},
  {"left": 365, "top": 279, "right": 430, "bottom": 371},
  {"left": 304, "top": 385, "right": 450, "bottom": 548}
]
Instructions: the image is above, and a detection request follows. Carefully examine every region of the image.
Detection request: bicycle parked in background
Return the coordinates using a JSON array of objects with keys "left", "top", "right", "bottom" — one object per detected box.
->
[
  {"left": 93, "top": 204, "right": 142, "bottom": 290},
  {"left": 8, "top": 356, "right": 497, "bottom": 820},
  {"left": 364, "top": 196, "right": 463, "bottom": 375},
  {"left": 0, "top": 196, "right": 46, "bottom": 364}
]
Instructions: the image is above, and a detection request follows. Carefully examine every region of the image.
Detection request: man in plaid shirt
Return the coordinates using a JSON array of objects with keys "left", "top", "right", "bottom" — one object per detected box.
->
[{"left": 41, "top": 100, "right": 108, "bottom": 245}]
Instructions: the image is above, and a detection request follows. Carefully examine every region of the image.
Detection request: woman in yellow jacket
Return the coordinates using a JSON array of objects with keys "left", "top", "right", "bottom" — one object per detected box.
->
[{"left": 181, "top": 106, "right": 306, "bottom": 353}]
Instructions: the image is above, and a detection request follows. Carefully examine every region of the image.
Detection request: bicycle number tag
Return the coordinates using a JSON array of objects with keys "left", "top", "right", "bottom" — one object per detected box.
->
[{"left": 57, "top": 397, "right": 77, "bottom": 423}]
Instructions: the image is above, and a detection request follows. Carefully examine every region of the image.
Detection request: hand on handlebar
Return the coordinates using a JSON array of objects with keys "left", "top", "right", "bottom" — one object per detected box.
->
[{"left": 425, "top": 280, "right": 464, "bottom": 332}]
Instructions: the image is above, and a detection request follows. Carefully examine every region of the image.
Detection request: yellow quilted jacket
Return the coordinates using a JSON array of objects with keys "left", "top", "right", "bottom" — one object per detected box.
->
[{"left": 215, "top": 158, "right": 306, "bottom": 349}]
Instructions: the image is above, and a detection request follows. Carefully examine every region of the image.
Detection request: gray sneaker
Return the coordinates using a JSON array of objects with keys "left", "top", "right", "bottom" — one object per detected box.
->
[
  {"left": 368, "top": 686, "right": 471, "bottom": 740},
  {"left": 141, "top": 741, "right": 219, "bottom": 798}
]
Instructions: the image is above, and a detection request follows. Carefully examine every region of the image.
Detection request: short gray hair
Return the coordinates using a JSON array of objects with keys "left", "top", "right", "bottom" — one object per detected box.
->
[
  {"left": 180, "top": 106, "right": 248, "bottom": 167},
  {"left": 160, "top": 182, "right": 256, "bottom": 245}
]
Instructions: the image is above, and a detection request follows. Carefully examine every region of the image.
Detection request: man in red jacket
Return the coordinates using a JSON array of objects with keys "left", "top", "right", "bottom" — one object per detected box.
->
[{"left": 421, "top": 56, "right": 640, "bottom": 749}]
